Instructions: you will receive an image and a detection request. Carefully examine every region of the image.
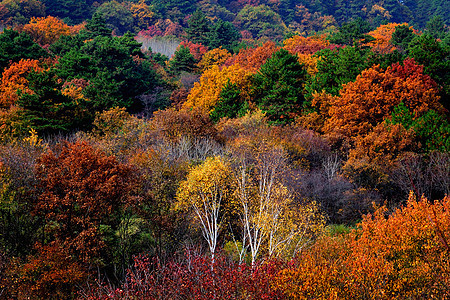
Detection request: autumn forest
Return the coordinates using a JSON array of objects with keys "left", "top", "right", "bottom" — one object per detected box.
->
[{"left": 0, "top": 0, "right": 449, "bottom": 299}]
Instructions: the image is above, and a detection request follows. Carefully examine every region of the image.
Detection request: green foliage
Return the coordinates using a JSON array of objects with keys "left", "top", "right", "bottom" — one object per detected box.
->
[
  {"left": 81, "top": 12, "right": 113, "bottom": 39},
  {"left": 95, "top": 0, "right": 134, "bottom": 35},
  {"left": 409, "top": 33, "right": 450, "bottom": 109},
  {"left": 388, "top": 102, "right": 450, "bottom": 152},
  {"left": 306, "top": 45, "right": 404, "bottom": 101},
  {"left": 185, "top": 9, "right": 211, "bottom": 46},
  {"left": 252, "top": 48, "right": 307, "bottom": 124},
  {"left": 15, "top": 69, "right": 90, "bottom": 135},
  {"left": 234, "top": 4, "right": 287, "bottom": 41},
  {"left": 53, "top": 23, "right": 159, "bottom": 113},
  {"left": 210, "top": 80, "right": 246, "bottom": 122},
  {"left": 0, "top": 0, "right": 45, "bottom": 25},
  {"left": 208, "top": 19, "right": 241, "bottom": 51},
  {"left": 169, "top": 45, "right": 197, "bottom": 73},
  {"left": 328, "top": 17, "right": 373, "bottom": 45},
  {"left": 42, "top": 0, "right": 93, "bottom": 24},
  {"left": 425, "top": 15, "right": 448, "bottom": 40},
  {"left": 0, "top": 29, "right": 48, "bottom": 73},
  {"left": 391, "top": 24, "right": 415, "bottom": 53}
]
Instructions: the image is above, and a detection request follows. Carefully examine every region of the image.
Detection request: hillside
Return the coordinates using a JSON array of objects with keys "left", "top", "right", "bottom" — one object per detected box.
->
[{"left": 0, "top": 1, "right": 449, "bottom": 299}]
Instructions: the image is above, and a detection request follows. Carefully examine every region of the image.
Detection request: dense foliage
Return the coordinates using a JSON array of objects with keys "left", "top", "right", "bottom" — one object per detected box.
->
[{"left": 0, "top": 2, "right": 449, "bottom": 298}]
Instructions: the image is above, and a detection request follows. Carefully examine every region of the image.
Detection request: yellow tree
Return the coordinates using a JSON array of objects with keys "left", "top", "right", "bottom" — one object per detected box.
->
[
  {"left": 22, "top": 16, "right": 72, "bottom": 45},
  {"left": 364, "top": 22, "right": 412, "bottom": 54},
  {"left": 184, "top": 64, "right": 252, "bottom": 112},
  {"left": 197, "top": 47, "right": 232, "bottom": 72},
  {"left": 176, "top": 156, "right": 231, "bottom": 262},
  {"left": 230, "top": 133, "right": 324, "bottom": 264}
]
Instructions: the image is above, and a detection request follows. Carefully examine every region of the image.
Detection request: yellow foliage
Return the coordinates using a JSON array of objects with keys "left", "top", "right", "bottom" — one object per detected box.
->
[
  {"left": 197, "top": 47, "right": 232, "bottom": 72},
  {"left": 184, "top": 64, "right": 253, "bottom": 112},
  {"left": 176, "top": 156, "right": 231, "bottom": 211}
]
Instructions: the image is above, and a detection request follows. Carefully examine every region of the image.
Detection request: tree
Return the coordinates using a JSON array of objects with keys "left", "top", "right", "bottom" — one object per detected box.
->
[
  {"left": 324, "top": 59, "right": 443, "bottom": 138},
  {"left": 95, "top": 0, "right": 134, "bottom": 35},
  {"left": 22, "top": 16, "right": 72, "bottom": 45},
  {"left": 251, "top": 48, "right": 307, "bottom": 124},
  {"left": 408, "top": 33, "right": 450, "bottom": 110},
  {"left": 390, "top": 24, "right": 415, "bottom": 53},
  {"left": 185, "top": 9, "right": 211, "bottom": 45},
  {"left": 0, "top": 29, "right": 48, "bottom": 73},
  {"left": 176, "top": 156, "right": 231, "bottom": 262},
  {"left": 233, "top": 4, "right": 287, "bottom": 41},
  {"left": 184, "top": 64, "right": 252, "bottom": 112},
  {"left": 169, "top": 45, "right": 197, "bottom": 73},
  {"left": 34, "top": 141, "right": 138, "bottom": 266},
  {"left": 0, "top": 0, "right": 45, "bottom": 26},
  {"left": 365, "top": 23, "right": 410, "bottom": 54},
  {"left": 15, "top": 68, "right": 90, "bottom": 135},
  {"left": 41, "top": 0, "right": 93, "bottom": 24},
  {"left": 210, "top": 80, "right": 246, "bottom": 122},
  {"left": 328, "top": 17, "right": 373, "bottom": 45},
  {"left": 0, "top": 59, "right": 45, "bottom": 108},
  {"left": 230, "top": 134, "right": 324, "bottom": 264},
  {"left": 208, "top": 19, "right": 241, "bottom": 51}
]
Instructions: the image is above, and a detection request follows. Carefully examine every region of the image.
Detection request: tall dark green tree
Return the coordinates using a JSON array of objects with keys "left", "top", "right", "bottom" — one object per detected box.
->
[
  {"left": 42, "top": 0, "right": 94, "bottom": 24},
  {"left": 185, "top": 9, "right": 211, "bottom": 46},
  {"left": 409, "top": 34, "right": 450, "bottom": 110},
  {"left": 328, "top": 17, "right": 373, "bottom": 45},
  {"left": 169, "top": 45, "right": 197, "bottom": 74},
  {"left": 391, "top": 24, "right": 415, "bottom": 53},
  {"left": 52, "top": 15, "right": 160, "bottom": 114},
  {"left": 16, "top": 69, "right": 90, "bottom": 135},
  {"left": 208, "top": 19, "right": 241, "bottom": 51},
  {"left": 0, "top": 29, "right": 48, "bottom": 73},
  {"left": 210, "top": 80, "right": 246, "bottom": 122},
  {"left": 251, "top": 49, "right": 307, "bottom": 124}
]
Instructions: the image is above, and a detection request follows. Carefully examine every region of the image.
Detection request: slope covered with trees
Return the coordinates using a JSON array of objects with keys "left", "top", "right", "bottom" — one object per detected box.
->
[{"left": 0, "top": 1, "right": 449, "bottom": 298}]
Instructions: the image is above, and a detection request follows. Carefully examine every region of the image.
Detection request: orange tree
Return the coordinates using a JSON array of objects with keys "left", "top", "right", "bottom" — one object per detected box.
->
[
  {"left": 324, "top": 58, "right": 443, "bottom": 138},
  {"left": 275, "top": 193, "right": 450, "bottom": 299},
  {"left": 32, "top": 141, "right": 138, "bottom": 274}
]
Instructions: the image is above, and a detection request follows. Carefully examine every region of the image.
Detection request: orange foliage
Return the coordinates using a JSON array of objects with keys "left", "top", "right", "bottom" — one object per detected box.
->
[
  {"left": 223, "top": 41, "right": 279, "bottom": 72},
  {"left": 364, "top": 22, "right": 411, "bottom": 54},
  {"left": 18, "top": 241, "right": 88, "bottom": 299},
  {"left": 0, "top": 59, "right": 45, "bottom": 108},
  {"left": 34, "top": 141, "right": 138, "bottom": 263},
  {"left": 324, "top": 59, "right": 442, "bottom": 138},
  {"left": 184, "top": 64, "right": 252, "bottom": 112},
  {"left": 347, "top": 122, "right": 417, "bottom": 169},
  {"left": 150, "top": 107, "right": 217, "bottom": 141},
  {"left": 275, "top": 193, "right": 450, "bottom": 299},
  {"left": 283, "top": 35, "right": 331, "bottom": 55},
  {"left": 22, "top": 16, "right": 72, "bottom": 45},
  {"left": 198, "top": 47, "right": 232, "bottom": 72}
]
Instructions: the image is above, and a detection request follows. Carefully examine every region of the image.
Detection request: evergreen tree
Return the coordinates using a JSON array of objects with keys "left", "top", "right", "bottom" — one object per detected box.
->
[
  {"left": 391, "top": 25, "right": 415, "bottom": 53},
  {"left": 169, "top": 45, "right": 197, "bottom": 73},
  {"left": 252, "top": 49, "right": 307, "bottom": 124},
  {"left": 185, "top": 9, "right": 211, "bottom": 46},
  {"left": 208, "top": 19, "right": 241, "bottom": 51},
  {"left": 0, "top": 29, "right": 48, "bottom": 73},
  {"left": 210, "top": 80, "right": 246, "bottom": 122}
]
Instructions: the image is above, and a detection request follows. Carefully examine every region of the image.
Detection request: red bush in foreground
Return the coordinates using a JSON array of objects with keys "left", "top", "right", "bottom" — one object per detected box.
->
[{"left": 85, "top": 251, "right": 285, "bottom": 300}]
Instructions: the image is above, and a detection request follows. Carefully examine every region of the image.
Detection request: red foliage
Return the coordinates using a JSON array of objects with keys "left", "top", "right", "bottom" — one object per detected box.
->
[
  {"left": 180, "top": 40, "right": 208, "bottom": 61},
  {"left": 87, "top": 252, "right": 285, "bottom": 300},
  {"left": 223, "top": 41, "right": 279, "bottom": 72},
  {"left": 34, "top": 141, "right": 138, "bottom": 263},
  {"left": 18, "top": 241, "right": 89, "bottom": 299}
]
